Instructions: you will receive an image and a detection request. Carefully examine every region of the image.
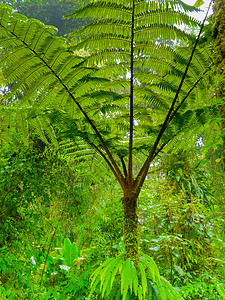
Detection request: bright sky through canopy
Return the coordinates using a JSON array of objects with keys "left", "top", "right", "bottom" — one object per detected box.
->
[{"left": 183, "top": 0, "right": 213, "bottom": 21}]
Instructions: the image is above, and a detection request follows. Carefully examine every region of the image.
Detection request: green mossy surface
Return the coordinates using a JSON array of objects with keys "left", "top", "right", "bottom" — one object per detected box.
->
[{"left": 123, "top": 194, "right": 139, "bottom": 264}]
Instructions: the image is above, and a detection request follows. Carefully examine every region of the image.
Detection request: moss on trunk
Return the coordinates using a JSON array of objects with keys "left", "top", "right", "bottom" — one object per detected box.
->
[{"left": 123, "top": 192, "right": 139, "bottom": 264}]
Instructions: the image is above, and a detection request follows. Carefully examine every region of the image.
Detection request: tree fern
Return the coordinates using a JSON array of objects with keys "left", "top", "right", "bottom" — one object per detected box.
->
[
  {"left": 0, "top": 1, "right": 216, "bottom": 297},
  {"left": 65, "top": 0, "right": 214, "bottom": 166},
  {"left": 0, "top": 3, "right": 214, "bottom": 168}
]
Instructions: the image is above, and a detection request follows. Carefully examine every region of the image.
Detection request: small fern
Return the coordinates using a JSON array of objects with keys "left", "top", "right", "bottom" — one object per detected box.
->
[{"left": 88, "top": 254, "right": 183, "bottom": 300}]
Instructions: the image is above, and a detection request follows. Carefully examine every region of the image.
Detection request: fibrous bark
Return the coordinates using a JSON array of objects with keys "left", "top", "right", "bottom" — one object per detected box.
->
[{"left": 123, "top": 191, "right": 139, "bottom": 264}]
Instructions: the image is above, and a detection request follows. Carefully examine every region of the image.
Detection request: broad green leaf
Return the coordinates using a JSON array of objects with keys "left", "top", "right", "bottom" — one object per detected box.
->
[
  {"left": 63, "top": 238, "right": 79, "bottom": 266},
  {"left": 194, "top": 0, "right": 204, "bottom": 8}
]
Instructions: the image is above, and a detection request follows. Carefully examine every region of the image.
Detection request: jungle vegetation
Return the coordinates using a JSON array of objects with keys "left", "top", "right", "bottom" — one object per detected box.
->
[{"left": 0, "top": 0, "right": 225, "bottom": 299}]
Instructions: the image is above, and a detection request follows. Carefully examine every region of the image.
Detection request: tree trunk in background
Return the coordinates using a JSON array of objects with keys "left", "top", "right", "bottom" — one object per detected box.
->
[
  {"left": 212, "top": 0, "right": 225, "bottom": 172},
  {"left": 123, "top": 191, "right": 139, "bottom": 264}
]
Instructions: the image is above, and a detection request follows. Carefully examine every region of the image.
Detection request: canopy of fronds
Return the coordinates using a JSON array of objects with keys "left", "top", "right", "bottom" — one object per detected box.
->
[{"left": 0, "top": 1, "right": 214, "bottom": 168}]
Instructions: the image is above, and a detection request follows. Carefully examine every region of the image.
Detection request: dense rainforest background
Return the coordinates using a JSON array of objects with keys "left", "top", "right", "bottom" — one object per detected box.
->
[{"left": 0, "top": 0, "right": 225, "bottom": 299}]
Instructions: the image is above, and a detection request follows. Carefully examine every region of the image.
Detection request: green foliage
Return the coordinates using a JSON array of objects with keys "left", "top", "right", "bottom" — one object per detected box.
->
[
  {"left": 216, "top": 284, "right": 225, "bottom": 299},
  {"left": 88, "top": 254, "right": 183, "bottom": 300},
  {"left": 63, "top": 238, "right": 79, "bottom": 266},
  {"left": 0, "top": 134, "right": 126, "bottom": 298},
  {"left": 0, "top": 143, "right": 52, "bottom": 246},
  {"left": 0, "top": 0, "right": 89, "bottom": 36},
  {"left": 0, "top": 139, "right": 224, "bottom": 299},
  {"left": 194, "top": 0, "right": 204, "bottom": 8},
  {"left": 0, "top": 0, "right": 215, "bottom": 163},
  {"left": 0, "top": 4, "right": 94, "bottom": 105},
  {"left": 181, "top": 281, "right": 222, "bottom": 299},
  {"left": 161, "top": 151, "right": 214, "bottom": 206},
  {"left": 0, "top": 1, "right": 223, "bottom": 299},
  {"left": 63, "top": 0, "right": 215, "bottom": 160},
  {"left": 138, "top": 178, "right": 225, "bottom": 299}
]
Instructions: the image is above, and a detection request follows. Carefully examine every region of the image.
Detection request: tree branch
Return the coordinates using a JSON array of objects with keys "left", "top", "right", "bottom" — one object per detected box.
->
[
  {"left": 153, "top": 138, "right": 173, "bottom": 159},
  {"left": 89, "top": 142, "right": 126, "bottom": 189},
  {"left": 120, "top": 156, "right": 128, "bottom": 179}
]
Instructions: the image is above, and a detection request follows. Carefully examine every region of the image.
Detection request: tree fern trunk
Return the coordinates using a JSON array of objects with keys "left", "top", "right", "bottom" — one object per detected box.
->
[
  {"left": 212, "top": 0, "right": 225, "bottom": 171},
  {"left": 123, "top": 191, "right": 139, "bottom": 264}
]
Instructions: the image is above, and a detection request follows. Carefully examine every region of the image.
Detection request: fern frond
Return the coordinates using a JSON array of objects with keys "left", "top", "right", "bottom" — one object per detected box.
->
[
  {"left": 0, "top": 5, "right": 95, "bottom": 107},
  {"left": 0, "top": 0, "right": 214, "bottom": 178}
]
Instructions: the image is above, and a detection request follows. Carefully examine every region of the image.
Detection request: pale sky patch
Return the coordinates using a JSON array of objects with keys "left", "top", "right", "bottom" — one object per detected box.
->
[{"left": 182, "top": 0, "right": 213, "bottom": 21}]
